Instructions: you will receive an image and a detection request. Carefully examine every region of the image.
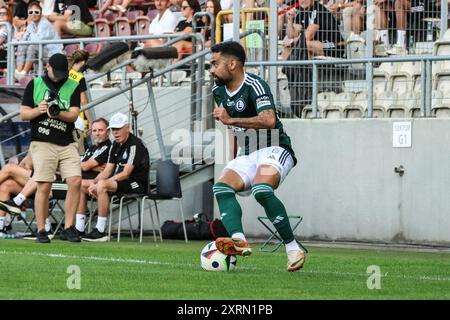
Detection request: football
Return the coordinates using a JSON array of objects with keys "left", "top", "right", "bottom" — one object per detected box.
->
[{"left": 200, "top": 241, "right": 237, "bottom": 271}]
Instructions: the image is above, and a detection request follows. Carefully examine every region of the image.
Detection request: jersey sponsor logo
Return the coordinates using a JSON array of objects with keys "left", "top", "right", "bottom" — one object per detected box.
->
[
  {"left": 235, "top": 99, "right": 246, "bottom": 112},
  {"left": 256, "top": 95, "right": 271, "bottom": 110}
]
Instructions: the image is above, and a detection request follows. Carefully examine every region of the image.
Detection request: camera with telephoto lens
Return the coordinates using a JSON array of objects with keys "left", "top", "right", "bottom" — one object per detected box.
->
[{"left": 46, "top": 90, "right": 62, "bottom": 117}]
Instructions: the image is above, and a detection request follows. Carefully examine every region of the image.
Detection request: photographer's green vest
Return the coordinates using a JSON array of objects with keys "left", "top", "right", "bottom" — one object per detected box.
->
[{"left": 31, "top": 76, "right": 79, "bottom": 146}]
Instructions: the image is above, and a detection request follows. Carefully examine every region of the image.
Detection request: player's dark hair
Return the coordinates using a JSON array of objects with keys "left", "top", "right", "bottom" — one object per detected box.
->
[
  {"left": 211, "top": 41, "right": 246, "bottom": 65},
  {"left": 92, "top": 117, "right": 109, "bottom": 128}
]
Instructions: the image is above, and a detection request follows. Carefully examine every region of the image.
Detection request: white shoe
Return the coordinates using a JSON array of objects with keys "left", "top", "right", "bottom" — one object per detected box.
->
[
  {"left": 14, "top": 69, "right": 26, "bottom": 79},
  {"left": 287, "top": 250, "right": 306, "bottom": 272},
  {"left": 386, "top": 45, "right": 408, "bottom": 56}
]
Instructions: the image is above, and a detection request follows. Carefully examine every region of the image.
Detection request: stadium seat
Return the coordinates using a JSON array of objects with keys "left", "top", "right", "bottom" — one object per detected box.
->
[
  {"left": 114, "top": 17, "right": 132, "bottom": 36},
  {"left": 138, "top": 160, "right": 187, "bottom": 243},
  {"left": 373, "top": 62, "right": 398, "bottom": 97},
  {"left": 94, "top": 18, "right": 112, "bottom": 38},
  {"left": 64, "top": 43, "right": 80, "bottom": 56},
  {"left": 302, "top": 91, "right": 334, "bottom": 118},
  {"left": 135, "top": 15, "right": 150, "bottom": 35},
  {"left": 147, "top": 9, "right": 158, "bottom": 21},
  {"left": 323, "top": 92, "right": 354, "bottom": 119},
  {"left": 18, "top": 75, "right": 32, "bottom": 87},
  {"left": 387, "top": 91, "right": 418, "bottom": 118},
  {"left": 391, "top": 61, "right": 421, "bottom": 95},
  {"left": 126, "top": 10, "right": 144, "bottom": 24},
  {"left": 344, "top": 91, "right": 367, "bottom": 118},
  {"left": 371, "top": 91, "right": 397, "bottom": 118},
  {"left": 84, "top": 43, "right": 102, "bottom": 56},
  {"left": 432, "top": 90, "right": 450, "bottom": 118}
]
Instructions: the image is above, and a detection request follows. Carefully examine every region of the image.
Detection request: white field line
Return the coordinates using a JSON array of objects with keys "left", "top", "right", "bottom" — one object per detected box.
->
[{"left": 1, "top": 249, "right": 450, "bottom": 283}]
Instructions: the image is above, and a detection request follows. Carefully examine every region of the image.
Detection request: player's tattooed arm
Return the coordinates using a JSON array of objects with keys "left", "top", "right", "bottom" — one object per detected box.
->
[{"left": 214, "top": 108, "right": 276, "bottom": 129}]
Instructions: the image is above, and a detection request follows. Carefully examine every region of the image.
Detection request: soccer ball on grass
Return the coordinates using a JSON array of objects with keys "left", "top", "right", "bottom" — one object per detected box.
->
[{"left": 200, "top": 241, "right": 237, "bottom": 271}]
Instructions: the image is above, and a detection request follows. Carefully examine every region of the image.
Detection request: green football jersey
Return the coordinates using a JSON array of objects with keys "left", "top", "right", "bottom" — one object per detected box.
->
[{"left": 213, "top": 73, "right": 297, "bottom": 165}]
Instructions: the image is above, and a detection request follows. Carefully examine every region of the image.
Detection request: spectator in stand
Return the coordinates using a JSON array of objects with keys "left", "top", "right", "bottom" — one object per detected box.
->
[
  {"left": 13, "top": 0, "right": 30, "bottom": 30},
  {"left": 97, "top": 0, "right": 132, "bottom": 17},
  {"left": 74, "top": 117, "right": 112, "bottom": 236},
  {"left": 386, "top": 0, "right": 432, "bottom": 55},
  {"left": 286, "top": 0, "right": 344, "bottom": 59},
  {"left": 171, "top": 0, "right": 204, "bottom": 61},
  {"left": 83, "top": 112, "right": 150, "bottom": 242},
  {"left": 202, "top": 0, "right": 221, "bottom": 48},
  {"left": 15, "top": 1, "right": 63, "bottom": 78},
  {"left": 47, "top": 0, "right": 94, "bottom": 37},
  {"left": 144, "top": 0, "right": 180, "bottom": 48},
  {"left": 0, "top": 3, "right": 12, "bottom": 69},
  {"left": 374, "top": 0, "right": 392, "bottom": 52},
  {"left": 326, "top": 0, "right": 365, "bottom": 40}
]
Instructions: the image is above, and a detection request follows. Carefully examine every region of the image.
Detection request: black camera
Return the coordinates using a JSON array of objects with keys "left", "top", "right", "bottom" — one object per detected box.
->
[{"left": 46, "top": 90, "right": 62, "bottom": 117}]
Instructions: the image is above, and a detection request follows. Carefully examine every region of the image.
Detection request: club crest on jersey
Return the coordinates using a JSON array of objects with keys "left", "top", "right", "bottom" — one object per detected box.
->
[
  {"left": 122, "top": 151, "right": 128, "bottom": 159},
  {"left": 235, "top": 99, "right": 246, "bottom": 112}
]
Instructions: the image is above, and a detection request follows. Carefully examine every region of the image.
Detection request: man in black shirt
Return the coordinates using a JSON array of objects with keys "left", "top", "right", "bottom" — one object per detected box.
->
[
  {"left": 286, "top": 0, "right": 344, "bottom": 58},
  {"left": 75, "top": 117, "right": 112, "bottom": 235},
  {"left": 20, "top": 53, "right": 82, "bottom": 243},
  {"left": 83, "top": 112, "right": 150, "bottom": 241}
]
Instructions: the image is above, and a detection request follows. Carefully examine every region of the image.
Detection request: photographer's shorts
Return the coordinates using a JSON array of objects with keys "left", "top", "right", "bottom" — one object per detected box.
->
[{"left": 30, "top": 141, "right": 81, "bottom": 182}]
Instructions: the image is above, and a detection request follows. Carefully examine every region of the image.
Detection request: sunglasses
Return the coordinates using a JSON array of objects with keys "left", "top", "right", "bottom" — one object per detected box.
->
[{"left": 28, "top": 9, "right": 41, "bottom": 15}]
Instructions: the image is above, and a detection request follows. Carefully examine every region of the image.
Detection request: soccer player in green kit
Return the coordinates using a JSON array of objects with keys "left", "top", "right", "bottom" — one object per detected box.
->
[{"left": 211, "top": 41, "right": 305, "bottom": 272}]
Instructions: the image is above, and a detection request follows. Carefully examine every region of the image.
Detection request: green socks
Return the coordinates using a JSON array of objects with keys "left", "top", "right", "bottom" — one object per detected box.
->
[
  {"left": 252, "top": 183, "right": 295, "bottom": 243},
  {"left": 213, "top": 182, "right": 243, "bottom": 236}
]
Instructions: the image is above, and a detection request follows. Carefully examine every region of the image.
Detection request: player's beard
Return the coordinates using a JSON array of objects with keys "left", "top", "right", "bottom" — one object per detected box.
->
[{"left": 213, "top": 75, "right": 230, "bottom": 86}]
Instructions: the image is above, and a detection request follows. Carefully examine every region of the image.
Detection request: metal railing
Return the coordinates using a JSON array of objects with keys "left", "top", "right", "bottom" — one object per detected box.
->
[
  {"left": 5, "top": 33, "right": 205, "bottom": 85},
  {"left": 247, "top": 54, "right": 450, "bottom": 118}
]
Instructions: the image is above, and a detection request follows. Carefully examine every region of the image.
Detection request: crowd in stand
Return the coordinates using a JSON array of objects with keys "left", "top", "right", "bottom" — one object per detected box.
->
[{"left": 0, "top": 0, "right": 443, "bottom": 83}]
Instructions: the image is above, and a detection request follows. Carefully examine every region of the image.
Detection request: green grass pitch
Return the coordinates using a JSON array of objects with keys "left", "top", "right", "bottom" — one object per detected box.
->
[{"left": 0, "top": 238, "right": 449, "bottom": 300}]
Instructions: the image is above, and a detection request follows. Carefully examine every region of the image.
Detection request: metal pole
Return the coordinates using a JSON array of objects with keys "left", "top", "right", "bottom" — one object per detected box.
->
[
  {"left": 312, "top": 63, "right": 318, "bottom": 118},
  {"left": 269, "top": 0, "right": 278, "bottom": 102},
  {"left": 420, "top": 60, "right": 426, "bottom": 117},
  {"left": 146, "top": 79, "right": 166, "bottom": 160},
  {"left": 425, "top": 60, "right": 432, "bottom": 117},
  {"left": 233, "top": 0, "right": 240, "bottom": 41},
  {"left": 367, "top": 62, "right": 374, "bottom": 117},
  {"left": 366, "top": 0, "right": 374, "bottom": 117},
  {"left": 38, "top": 44, "right": 43, "bottom": 75},
  {"left": 441, "top": 0, "right": 448, "bottom": 39}
]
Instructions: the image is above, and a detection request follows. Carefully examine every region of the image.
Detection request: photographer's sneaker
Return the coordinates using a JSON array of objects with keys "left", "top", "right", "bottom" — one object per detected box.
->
[
  {"left": 0, "top": 199, "right": 24, "bottom": 216},
  {"left": 287, "top": 250, "right": 306, "bottom": 272},
  {"left": 215, "top": 237, "right": 252, "bottom": 256},
  {"left": 60, "top": 226, "right": 81, "bottom": 242},
  {"left": 35, "top": 229, "right": 51, "bottom": 244},
  {"left": 82, "top": 228, "right": 108, "bottom": 242}
]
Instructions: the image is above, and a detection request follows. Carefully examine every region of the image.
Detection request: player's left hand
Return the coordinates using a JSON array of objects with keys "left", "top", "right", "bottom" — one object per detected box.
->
[{"left": 213, "top": 107, "right": 232, "bottom": 125}]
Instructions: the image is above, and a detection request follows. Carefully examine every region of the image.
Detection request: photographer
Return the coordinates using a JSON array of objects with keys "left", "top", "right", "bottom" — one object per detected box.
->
[{"left": 20, "top": 53, "right": 82, "bottom": 243}]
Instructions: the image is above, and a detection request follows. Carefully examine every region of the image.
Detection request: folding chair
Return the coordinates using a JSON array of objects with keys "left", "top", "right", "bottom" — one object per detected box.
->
[
  {"left": 257, "top": 215, "right": 308, "bottom": 253},
  {"left": 139, "top": 159, "right": 188, "bottom": 243}
]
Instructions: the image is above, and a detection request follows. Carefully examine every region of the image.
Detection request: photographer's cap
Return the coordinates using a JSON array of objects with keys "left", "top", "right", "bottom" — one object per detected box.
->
[
  {"left": 108, "top": 112, "right": 129, "bottom": 129},
  {"left": 49, "top": 53, "right": 69, "bottom": 80}
]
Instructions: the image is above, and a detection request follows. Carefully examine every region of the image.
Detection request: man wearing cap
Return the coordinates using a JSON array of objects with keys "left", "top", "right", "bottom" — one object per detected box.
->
[
  {"left": 83, "top": 112, "right": 150, "bottom": 241},
  {"left": 20, "top": 52, "right": 82, "bottom": 243}
]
